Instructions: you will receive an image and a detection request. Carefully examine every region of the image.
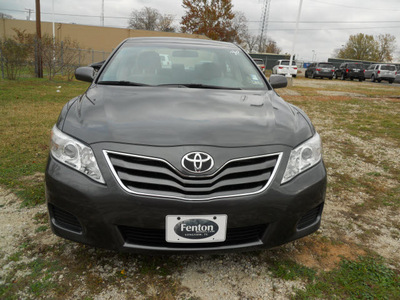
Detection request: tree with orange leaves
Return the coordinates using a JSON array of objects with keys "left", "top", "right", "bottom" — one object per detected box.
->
[{"left": 181, "top": 0, "right": 238, "bottom": 42}]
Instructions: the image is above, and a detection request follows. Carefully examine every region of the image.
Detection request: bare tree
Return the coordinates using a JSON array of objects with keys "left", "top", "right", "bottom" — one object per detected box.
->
[
  {"left": 128, "top": 7, "right": 176, "bottom": 32},
  {"left": 158, "top": 14, "right": 176, "bottom": 32},
  {"left": 128, "top": 7, "right": 160, "bottom": 31},
  {"left": 231, "top": 11, "right": 248, "bottom": 45},
  {"left": 242, "top": 34, "right": 260, "bottom": 53}
]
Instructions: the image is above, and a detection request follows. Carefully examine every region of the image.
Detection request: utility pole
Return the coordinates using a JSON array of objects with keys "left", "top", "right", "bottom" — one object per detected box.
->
[
  {"left": 35, "top": 0, "right": 43, "bottom": 78},
  {"left": 287, "top": 0, "right": 303, "bottom": 79},
  {"left": 25, "top": 8, "right": 33, "bottom": 20},
  {"left": 101, "top": 0, "right": 104, "bottom": 26}
]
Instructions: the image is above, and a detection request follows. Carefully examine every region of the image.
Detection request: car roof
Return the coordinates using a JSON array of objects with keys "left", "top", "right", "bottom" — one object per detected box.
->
[{"left": 123, "top": 37, "right": 237, "bottom": 48}]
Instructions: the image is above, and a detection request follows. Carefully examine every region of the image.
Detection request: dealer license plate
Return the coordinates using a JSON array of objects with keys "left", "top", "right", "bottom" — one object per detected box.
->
[{"left": 166, "top": 215, "right": 227, "bottom": 243}]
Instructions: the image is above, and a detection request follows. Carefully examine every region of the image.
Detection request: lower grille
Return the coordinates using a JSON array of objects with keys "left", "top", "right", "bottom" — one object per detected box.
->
[
  {"left": 104, "top": 150, "right": 281, "bottom": 200},
  {"left": 50, "top": 204, "right": 82, "bottom": 233},
  {"left": 119, "top": 224, "right": 267, "bottom": 248},
  {"left": 297, "top": 204, "right": 323, "bottom": 230}
]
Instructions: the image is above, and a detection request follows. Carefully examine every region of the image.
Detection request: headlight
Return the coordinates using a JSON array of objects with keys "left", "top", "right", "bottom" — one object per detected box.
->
[
  {"left": 282, "top": 133, "right": 322, "bottom": 184},
  {"left": 50, "top": 125, "right": 105, "bottom": 184}
]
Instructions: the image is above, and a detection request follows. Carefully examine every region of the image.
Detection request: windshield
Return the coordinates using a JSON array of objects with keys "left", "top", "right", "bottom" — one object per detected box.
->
[
  {"left": 381, "top": 65, "right": 396, "bottom": 71},
  {"left": 319, "top": 63, "right": 334, "bottom": 68},
  {"left": 348, "top": 64, "right": 363, "bottom": 69},
  {"left": 98, "top": 42, "right": 267, "bottom": 90},
  {"left": 281, "top": 60, "right": 296, "bottom": 66}
]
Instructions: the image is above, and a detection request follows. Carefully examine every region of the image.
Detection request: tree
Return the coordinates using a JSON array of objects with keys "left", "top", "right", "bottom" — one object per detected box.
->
[
  {"left": 231, "top": 11, "right": 248, "bottom": 45},
  {"left": 242, "top": 34, "right": 259, "bottom": 53},
  {"left": 181, "top": 0, "right": 237, "bottom": 42},
  {"left": 336, "top": 33, "right": 397, "bottom": 62},
  {"left": 337, "top": 33, "right": 378, "bottom": 61},
  {"left": 128, "top": 7, "right": 175, "bottom": 32},
  {"left": 158, "top": 14, "right": 176, "bottom": 32},
  {"left": 261, "top": 38, "right": 281, "bottom": 54},
  {"left": 376, "top": 34, "right": 396, "bottom": 62}
]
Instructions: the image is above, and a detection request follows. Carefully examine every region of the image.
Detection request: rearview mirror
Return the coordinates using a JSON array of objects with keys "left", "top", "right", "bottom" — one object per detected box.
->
[
  {"left": 75, "top": 67, "right": 94, "bottom": 82},
  {"left": 269, "top": 75, "right": 288, "bottom": 89}
]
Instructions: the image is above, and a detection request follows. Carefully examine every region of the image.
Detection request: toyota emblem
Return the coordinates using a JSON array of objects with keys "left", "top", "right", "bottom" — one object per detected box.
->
[{"left": 182, "top": 152, "right": 214, "bottom": 173}]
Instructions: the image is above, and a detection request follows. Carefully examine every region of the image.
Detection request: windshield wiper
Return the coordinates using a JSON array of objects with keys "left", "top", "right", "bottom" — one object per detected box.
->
[
  {"left": 158, "top": 83, "right": 241, "bottom": 90},
  {"left": 97, "top": 81, "right": 149, "bottom": 86}
]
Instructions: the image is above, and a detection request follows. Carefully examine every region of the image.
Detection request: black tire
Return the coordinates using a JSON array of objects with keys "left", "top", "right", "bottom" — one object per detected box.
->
[
  {"left": 293, "top": 75, "right": 297, "bottom": 78},
  {"left": 371, "top": 75, "right": 375, "bottom": 82},
  {"left": 341, "top": 73, "right": 346, "bottom": 80},
  {"left": 389, "top": 79, "right": 394, "bottom": 84},
  {"left": 329, "top": 77, "right": 333, "bottom": 80},
  {"left": 350, "top": 77, "right": 354, "bottom": 81},
  {"left": 377, "top": 78, "right": 382, "bottom": 83},
  {"left": 305, "top": 72, "right": 308, "bottom": 78},
  {"left": 359, "top": 78, "right": 363, "bottom": 82}
]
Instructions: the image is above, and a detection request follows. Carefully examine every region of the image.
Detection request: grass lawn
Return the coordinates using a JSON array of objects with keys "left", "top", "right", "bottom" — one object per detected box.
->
[{"left": 0, "top": 78, "right": 89, "bottom": 206}]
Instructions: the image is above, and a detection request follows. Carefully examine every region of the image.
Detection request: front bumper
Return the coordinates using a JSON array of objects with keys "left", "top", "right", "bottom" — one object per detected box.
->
[{"left": 45, "top": 144, "right": 327, "bottom": 253}]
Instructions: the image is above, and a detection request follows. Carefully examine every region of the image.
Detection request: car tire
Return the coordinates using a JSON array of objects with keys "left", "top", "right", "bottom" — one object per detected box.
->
[
  {"left": 350, "top": 77, "right": 353, "bottom": 81},
  {"left": 377, "top": 79, "right": 382, "bottom": 83},
  {"left": 359, "top": 78, "right": 363, "bottom": 82},
  {"left": 389, "top": 79, "right": 394, "bottom": 84},
  {"left": 311, "top": 72, "right": 316, "bottom": 79},
  {"left": 329, "top": 77, "right": 333, "bottom": 80},
  {"left": 293, "top": 75, "right": 297, "bottom": 78},
  {"left": 305, "top": 72, "right": 308, "bottom": 78},
  {"left": 371, "top": 75, "right": 375, "bottom": 82},
  {"left": 341, "top": 74, "right": 345, "bottom": 80}
]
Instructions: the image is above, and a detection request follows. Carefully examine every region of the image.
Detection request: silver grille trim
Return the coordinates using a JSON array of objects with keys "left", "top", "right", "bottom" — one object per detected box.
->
[{"left": 104, "top": 150, "right": 282, "bottom": 201}]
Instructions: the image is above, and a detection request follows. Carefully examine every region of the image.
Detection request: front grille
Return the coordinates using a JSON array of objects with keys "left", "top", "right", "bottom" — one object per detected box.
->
[
  {"left": 119, "top": 224, "right": 267, "bottom": 248},
  {"left": 50, "top": 204, "right": 82, "bottom": 233},
  {"left": 297, "top": 204, "right": 323, "bottom": 230},
  {"left": 104, "top": 151, "right": 281, "bottom": 200}
]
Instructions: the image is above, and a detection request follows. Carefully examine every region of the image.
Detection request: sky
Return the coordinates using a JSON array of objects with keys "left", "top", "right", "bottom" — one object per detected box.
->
[{"left": 1, "top": 0, "right": 400, "bottom": 62}]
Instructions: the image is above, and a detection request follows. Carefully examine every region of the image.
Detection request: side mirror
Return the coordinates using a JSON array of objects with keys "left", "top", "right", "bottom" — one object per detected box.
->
[
  {"left": 269, "top": 75, "right": 288, "bottom": 89},
  {"left": 75, "top": 67, "right": 95, "bottom": 82},
  {"left": 90, "top": 60, "right": 105, "bottom": 70}
]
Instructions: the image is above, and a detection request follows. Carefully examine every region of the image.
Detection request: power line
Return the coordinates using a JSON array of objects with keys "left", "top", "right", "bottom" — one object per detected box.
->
[
  {"left": 2, "top": 8, "right": 400, "bottom": 24},
  {"left": 309, "top": 0, "right": 400, "bottom": 11},
  {"left": 247, "top": 26, "right": 400, "bottom": 31}
]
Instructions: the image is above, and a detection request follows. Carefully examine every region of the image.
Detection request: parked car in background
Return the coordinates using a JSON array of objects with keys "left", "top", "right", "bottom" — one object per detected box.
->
[
  {"left": 305, "top": 62, "right": 335, "bottom": 79},
  {"left": 333, "top": 62, "right": 365, "bottom": 81},
  {"left": 364, "top": 64, "right": 397, "bottom": 83},
  {"left": 47, "top": 37, "right": 326, "bottom": 253},
  {"left": 253, "top": 58, "right": 266, "bottom": 73},
  {"left": 272, "top": 60, "right": 298, "bottom": 77}
]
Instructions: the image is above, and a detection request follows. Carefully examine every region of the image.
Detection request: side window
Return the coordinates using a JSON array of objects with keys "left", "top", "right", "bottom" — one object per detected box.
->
[{"left": 375, "top": 65, "right": 380, "bottom": 70}]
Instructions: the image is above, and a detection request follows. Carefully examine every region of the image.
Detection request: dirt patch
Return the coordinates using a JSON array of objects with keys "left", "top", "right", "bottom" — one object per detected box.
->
[
  {"left": 317, "top": 90, "right": 365, "bottom": 98},
  {"left": 291, "top": 236, "right": 366, "bottom": 271}
]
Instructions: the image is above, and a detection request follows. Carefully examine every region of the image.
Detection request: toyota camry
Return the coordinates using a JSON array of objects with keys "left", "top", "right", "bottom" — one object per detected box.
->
[{"left": 45, "top": 37, "right": 327, "bottom": 253}]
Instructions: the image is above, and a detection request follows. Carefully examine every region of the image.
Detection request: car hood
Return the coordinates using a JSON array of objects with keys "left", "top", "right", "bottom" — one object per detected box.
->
[{"left": 61, "top": 85, "right": 313, "bottom": 147}]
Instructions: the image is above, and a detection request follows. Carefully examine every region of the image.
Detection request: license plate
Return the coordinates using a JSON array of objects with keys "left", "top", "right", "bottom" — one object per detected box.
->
[{"left": 166, "top": 215, "right": 227, "bottom": 243}]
